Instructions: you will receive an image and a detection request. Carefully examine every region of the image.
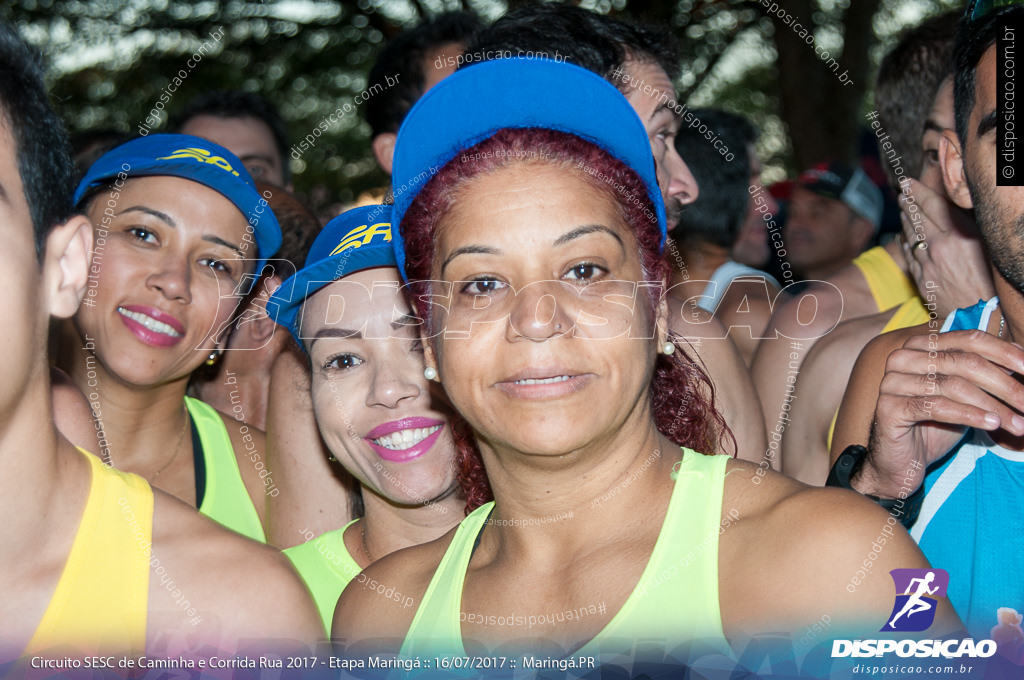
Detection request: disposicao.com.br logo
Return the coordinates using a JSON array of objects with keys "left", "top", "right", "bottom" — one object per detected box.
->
[{"left": 832, "top": 569, "right": 997, "bottom": 659}]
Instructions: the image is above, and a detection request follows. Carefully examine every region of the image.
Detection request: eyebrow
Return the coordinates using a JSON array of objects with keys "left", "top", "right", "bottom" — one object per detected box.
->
[
  {"left": 441, "top": 245, "right": 500, "bottom": 277},
  {"left": 553, "top": 224, "right": 625, "bottom": 252},
  {"left": 241, "top": 153, "right": 277, "bottom": 168},
  {"left": 203, "top": 235, "right": 245, "bottom": 257},
  {"left": 923, "top": 119, "right": 947, "bottom": 135},
  {"left": 119, "top": 205, "right": 175, "bottom": 225},
  {"left": 648, "top": 102, "right": 676, "bottom": 124},
  {"left": 977, "top": 110, "right": 998, "bottom": 140},
  {"left": 119, "top": 206, "right": 244, "bottom": 257},
  {"left": 309, "top": 326, "right": 362, "bottom": 351}
]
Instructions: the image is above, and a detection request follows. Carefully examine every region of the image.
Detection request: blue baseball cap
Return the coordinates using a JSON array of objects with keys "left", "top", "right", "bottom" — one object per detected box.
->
[
  {"left": 268, "top": 204, "right": 394, "bottom": 344},
  {"left": 390, "top": 57, "right": 667, "bottom": 278},
  {"left": 74, "top": 134, "right": 283, "bottom": 276}
]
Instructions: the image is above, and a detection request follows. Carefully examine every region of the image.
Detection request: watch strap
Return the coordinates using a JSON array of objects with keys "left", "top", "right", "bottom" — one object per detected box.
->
[{"left": 826, "top": 444, "right": 924, "bottom": 529}]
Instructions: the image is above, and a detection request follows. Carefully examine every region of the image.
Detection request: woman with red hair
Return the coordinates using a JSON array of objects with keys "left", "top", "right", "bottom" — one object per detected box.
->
[{"left": 333, "top": 59, "right": 961, "bottom": 668}]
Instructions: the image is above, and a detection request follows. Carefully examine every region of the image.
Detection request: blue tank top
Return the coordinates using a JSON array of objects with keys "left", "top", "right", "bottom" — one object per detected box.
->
[{"left": 920, "top": 297, "right": 1024, "bottom": 638}]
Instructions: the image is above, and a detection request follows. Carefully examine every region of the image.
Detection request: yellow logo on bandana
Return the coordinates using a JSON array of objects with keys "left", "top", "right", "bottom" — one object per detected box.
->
[
  {"left": 330, "top": 222, "right": 392, "bottom": 256},
  {"left": 157, "top": 148, "right": 240, "bottom": 176}
]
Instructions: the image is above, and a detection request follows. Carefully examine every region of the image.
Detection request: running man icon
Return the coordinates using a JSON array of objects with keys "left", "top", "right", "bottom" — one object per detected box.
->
[{"left": 882, "top": 568, "right": 950, "bottom": 633}]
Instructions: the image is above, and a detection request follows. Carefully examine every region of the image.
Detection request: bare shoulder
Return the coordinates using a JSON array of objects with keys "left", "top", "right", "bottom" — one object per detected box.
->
[
  {"left": 722, "top": 458, "right": 916, "bottom": 553},
  {"left": 765, "top": 279, "right": 847, "bottom": 338},
  {"left": 800, "top": 310, "right": 893, "bottom": 392},
  {"left": 718, "top": 462, "right": 954, "bottom": 637},
  {"left": 664, "top": 292, "right": 727, "bottom": 341},
  {"left": 332, "top": 525, "right": 457, "bottom": 652},
  {"left": 149, "top": 490, "right": 320, "bottom": 648}
]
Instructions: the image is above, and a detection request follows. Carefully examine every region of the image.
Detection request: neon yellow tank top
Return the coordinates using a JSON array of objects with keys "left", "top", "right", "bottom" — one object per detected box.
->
[
  {"left": 185, "top": 397, "right": 266, "bottom": 543},
  {"left": 852, "top": 246, "right": 916, "bottom": 313},
  {"left": 26, "top": 448, "right": 151, "bottom": 656},
  {"left": 399, "top": 448, "right": 731, "bottom": 659},
  {"left": 284, "top": 520, "right": 362, "bottom": 635}
]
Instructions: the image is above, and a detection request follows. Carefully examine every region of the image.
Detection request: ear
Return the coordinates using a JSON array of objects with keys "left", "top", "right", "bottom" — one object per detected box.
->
[
  {"left": 44, "top": 215, "right": 93, "bottom": 319},
  {"left": 940, "top": 130, "right": 973, "bottom": 210},
  {"left": 654, "top": 277, "right": 670, "bottom": 350},
  {"left": 372, "top": 133, "right": 397, "bottom": 175},
  {"left": 421, "top": 322, "right": 440, "bottom": 381}
]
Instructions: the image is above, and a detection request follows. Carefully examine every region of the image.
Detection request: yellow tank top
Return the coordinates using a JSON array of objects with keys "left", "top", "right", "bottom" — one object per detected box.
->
[
  {"left": 284, "top": 520, "right": 362, "bottom": 635},
  {"left": 399, "top": 449, "right": 732, "bottom": 659},
  {"left": 186, "top": 397, "right": 266, "bottom": 543},
  {"left": 25, "top": 448, "right": 151, "bottom": 656},
  {"left": 852, "top": 246, "right": 916, "bottom": 313}
]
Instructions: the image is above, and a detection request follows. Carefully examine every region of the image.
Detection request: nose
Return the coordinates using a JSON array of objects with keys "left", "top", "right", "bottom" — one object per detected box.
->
[
  {"left": 506, "top": 281, "right": 575, "bottom": 343},
  {"left": 147, "top": 253, "right": 192, "bottom": 304},
  {"left": 665, "top": 146, "right": 699, "bottom": 208},
  {"left": 366, "top": 348, "right": 422, "bottom": 409}
]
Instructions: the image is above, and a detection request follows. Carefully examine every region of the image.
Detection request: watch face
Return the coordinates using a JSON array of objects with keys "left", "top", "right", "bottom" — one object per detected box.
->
[{"left": 826, "top": 445, "right": 868, "bottom": 489}]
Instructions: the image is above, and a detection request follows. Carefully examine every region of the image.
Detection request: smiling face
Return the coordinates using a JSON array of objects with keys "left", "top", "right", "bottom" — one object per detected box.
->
[
  {"left": 73, "top": 175, "right": 251, "bottom": 387},
  {"left": 301, "top": 267, "right": 458, "bottom": 505},
  {"left": 424, "top": 161, "right": 665, "bottom": 457}
]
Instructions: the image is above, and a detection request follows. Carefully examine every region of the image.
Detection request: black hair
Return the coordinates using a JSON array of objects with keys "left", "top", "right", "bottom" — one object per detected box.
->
[
  {"left": 364, "top": 11, "right": 483, "bottom": 138},
  {"left": 468, "top": 3, "right": 680, "bottom": 94},
  {"left": 954, "top": 6, "right": 1024, "bottom": 148},
  {"left": 671, "top": 109, "right": 753, "bottom": 250},
  {"left": 70, "top": 128, "right": 129, "bottom": 184},
  {"left": 168, "top": 90, "right": 291, "bottom": 183},
  {"left": 0, "top": 23, "right": 75, "bottom": 260},
  {"left": 875, "top": 11, "right": 959, "bottom": 186}
]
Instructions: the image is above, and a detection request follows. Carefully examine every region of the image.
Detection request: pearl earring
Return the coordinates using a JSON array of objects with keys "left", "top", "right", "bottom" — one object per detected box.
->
[
  {"left": 424, "top": 366, "right": 438, "bottom": 381},
  {"left": 662, "top": 341, "right": 676, "bottom": 356}
]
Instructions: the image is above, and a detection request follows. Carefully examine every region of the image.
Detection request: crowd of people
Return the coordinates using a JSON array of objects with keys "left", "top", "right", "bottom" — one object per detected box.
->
[{"left": 2, "top": 0, "right": 1022, "bottom": 676}]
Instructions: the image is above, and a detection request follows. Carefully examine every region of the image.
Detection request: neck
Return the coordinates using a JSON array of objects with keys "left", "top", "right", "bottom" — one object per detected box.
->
[
  {"left": 0, "top": 364, "right": 89, "bottom": 569},
  {"left": 196, "top": 356, "right": 273, "bottom": 430},
  {"left": 358, "top": 484, "right": 465, "bottom": 567},
  {"left": 475, "top": 400, "right": 676, "bottom": 558},
  {"left": 984, "top": 271, "right": 1024, "bottom": 451},
  {"left": 66, "top": 343, "right": 191, "bottom": 467},
  {"left": 995, "top": 270, "right": 1024, "bottom": 343}
]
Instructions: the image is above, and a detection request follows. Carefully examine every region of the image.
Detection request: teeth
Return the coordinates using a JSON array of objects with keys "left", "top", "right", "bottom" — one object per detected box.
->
[
  {"left": 515, "top": 375, "right": 571, "bottom": 385},
  {"left": 371, "top": 425, "right": 442, "bottom": 451},
  {"left": 118, "top": 307, "right": 182, "bottom": 337}
]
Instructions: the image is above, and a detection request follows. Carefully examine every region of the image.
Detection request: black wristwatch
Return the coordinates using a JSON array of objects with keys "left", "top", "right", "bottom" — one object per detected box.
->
[{"left": 826, "top": 445, "right": 924, "bottom": 529}]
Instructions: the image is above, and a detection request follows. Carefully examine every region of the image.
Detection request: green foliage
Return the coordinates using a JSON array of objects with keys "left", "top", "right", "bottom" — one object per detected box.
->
[{"left": 2, "top": 0, "right": 965, "bottom": 213}]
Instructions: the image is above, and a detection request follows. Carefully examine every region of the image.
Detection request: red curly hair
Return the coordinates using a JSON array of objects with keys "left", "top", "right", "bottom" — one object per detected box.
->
[{"left": 401, "top": 128, "right": 734, "bottom": 512}]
